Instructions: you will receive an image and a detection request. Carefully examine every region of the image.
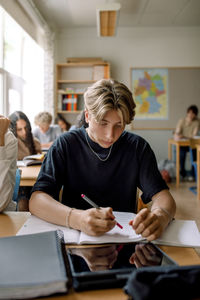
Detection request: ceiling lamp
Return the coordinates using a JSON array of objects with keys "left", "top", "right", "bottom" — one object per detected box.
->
[{"left": 96, "top": 3, "right": 121, "bottom": 37}]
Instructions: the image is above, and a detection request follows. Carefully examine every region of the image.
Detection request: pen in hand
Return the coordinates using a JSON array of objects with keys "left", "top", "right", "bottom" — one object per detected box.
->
[{"left": 81, "top": 194, "right": 123, "bottom": 229}]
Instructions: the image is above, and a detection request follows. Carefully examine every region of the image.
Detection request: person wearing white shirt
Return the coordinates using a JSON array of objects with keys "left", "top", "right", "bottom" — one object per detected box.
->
[
  {"left": 0, "top": 116, "right": 17, "bottom": 211},
  {"left": 33, "top": 112, "right": 62, "bottom": 150}
]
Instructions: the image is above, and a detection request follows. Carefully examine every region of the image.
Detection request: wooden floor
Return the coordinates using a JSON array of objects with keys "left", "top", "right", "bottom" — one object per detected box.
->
[
  {"left": 168, "top": 180, "right": 200, "bottom": 256},
  {"left": 169, "top": 181, "right": 200, "bottom": 226}
]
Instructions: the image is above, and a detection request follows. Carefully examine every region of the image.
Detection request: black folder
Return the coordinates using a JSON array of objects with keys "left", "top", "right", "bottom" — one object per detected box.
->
[{"left": 0, "top": 230, "right": 69, "bottom": 299}]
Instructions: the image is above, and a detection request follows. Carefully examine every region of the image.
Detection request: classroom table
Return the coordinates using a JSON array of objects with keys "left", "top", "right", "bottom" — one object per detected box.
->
[
  {"left": 19, "top": 165, "right": 41, "bottom": 186},
  {"left": 1, "top": 212, "right": 200, "bottom": 300},
  {"left": 168, "top": 138, "right": 200, "bottom": 188},
  {"left": 197, "top": 145, "right": 200, "bottom": 201}
]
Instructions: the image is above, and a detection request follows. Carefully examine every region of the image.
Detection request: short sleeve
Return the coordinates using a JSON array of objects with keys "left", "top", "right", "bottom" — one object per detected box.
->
[
  {"left": 138, "top": 142, "right": 168, "bottom": 203},
  {"left": 31, "top": 138, "right": 67, "bottom": 200},
  {"left": 175, "top": 119, "right": 184, "bottom": 135},
  {"left": 0, "top": 131, "right": 17, "bottom": 211}
]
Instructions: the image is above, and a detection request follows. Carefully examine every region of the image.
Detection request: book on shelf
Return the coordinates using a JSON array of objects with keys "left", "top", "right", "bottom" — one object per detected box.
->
[
  {"left": 65, "top": 87, "right": 75, "bottom": 93},
  {"left": 62, "top": 94, "right": 77, "bottom": 111},
  {"left": 0, "top": 231, "right": 69, "bottom": 299},
  {"left": 17, "top": 153, "right": 45, "bottom": 167},
  {"left": 17, "top": 211, "right": 200, "bottom": 248}
]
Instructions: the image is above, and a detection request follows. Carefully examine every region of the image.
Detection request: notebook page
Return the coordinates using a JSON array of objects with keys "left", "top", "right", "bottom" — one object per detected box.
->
[
  {"left": 79, "top": 211, "right": 144, "bottom": 244},
  {"left": 154, "top": 220, "right": 200, "bottom": 247},
  {"left": 17, "top": 215, "right": 80, "bottom": 244}
]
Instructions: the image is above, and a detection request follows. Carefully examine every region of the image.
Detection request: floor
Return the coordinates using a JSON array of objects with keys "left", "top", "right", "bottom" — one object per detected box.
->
[{"left": 168, "top": 180, "right": 200, "bottom": 256}]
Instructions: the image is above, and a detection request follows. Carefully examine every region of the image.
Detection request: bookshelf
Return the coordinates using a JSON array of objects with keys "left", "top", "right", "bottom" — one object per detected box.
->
[{"left": 55, "top": 61, "right": 110, "bottom": 125}]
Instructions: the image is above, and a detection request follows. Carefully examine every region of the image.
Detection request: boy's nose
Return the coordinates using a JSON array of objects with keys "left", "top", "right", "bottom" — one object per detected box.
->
[{"left": 105, "top": 127, "right": 114, "bottom": 141}]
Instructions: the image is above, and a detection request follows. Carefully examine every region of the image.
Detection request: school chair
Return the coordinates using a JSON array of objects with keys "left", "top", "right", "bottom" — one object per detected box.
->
[
  {"left": 12, "top": 168, "right": 22, "bottom": 210},
  {"left": 189, "top": 139, "right": 198, "bottom": 195},
  {"left": 136, "top": 188, "right": 148, "bottom": 212}
]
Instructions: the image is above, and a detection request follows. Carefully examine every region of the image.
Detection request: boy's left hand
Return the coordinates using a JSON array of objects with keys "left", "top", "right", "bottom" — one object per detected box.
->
[{"left": 129, "top": 208, "right": 167, "bottom": 241}]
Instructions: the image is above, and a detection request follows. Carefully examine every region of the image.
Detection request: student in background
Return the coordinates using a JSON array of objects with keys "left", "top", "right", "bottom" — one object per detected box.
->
[
  {"left": 55, "top": 113, "right": 71, "bottom": 132},
  {"left": 9, "top": 111, "right": 41, "bottom": 160},
  {"left": 174, "top": 105, "right": 199, "bottom": 181},
  {"left": 0, "top": 115, "right": 17, "bottom": 212},
  {"left": 69, "top": 110, "right": 88, "bottom": 131},
  {"left": 30, "top": 79, "right": 176, "bottom": 242},
  {"left": 33, "top": 112, "right": 62, "bottom": 149},
  {"left": 9, "top": 111, "right": 42, "bottom": 211}
]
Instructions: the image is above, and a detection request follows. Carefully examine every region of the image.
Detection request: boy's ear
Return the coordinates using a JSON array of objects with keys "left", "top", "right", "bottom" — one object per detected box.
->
[{"left": 85, "top": 110, "right": 89, "bottom": 123}]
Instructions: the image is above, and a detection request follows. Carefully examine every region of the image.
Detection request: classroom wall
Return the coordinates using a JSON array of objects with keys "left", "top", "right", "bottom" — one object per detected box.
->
[{"left": 55, "top": 26, "right": 200, "bottom": 161}]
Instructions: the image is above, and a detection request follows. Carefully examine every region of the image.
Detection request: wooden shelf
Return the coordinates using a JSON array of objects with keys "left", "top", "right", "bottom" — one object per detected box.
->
[
  {"left": 58, "top": 91, "right": 84, "bottom": 95},
  {"left": 57, "top": 80, "right": 96, "bottom": 84},
  {"left": 55, "top": 61, "right": 110, "bottom": 125},
  {"left": 57, "top": 62, "right": 109, "bottom": 67},
  {"left": 57, "top": 110, "right": 82, "bottom": 114}
]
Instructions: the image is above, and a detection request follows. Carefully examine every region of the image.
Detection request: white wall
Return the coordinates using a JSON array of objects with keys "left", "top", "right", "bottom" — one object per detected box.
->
[
  {"left": 55, "top": 26, "right": 200, "bottom": 161},
  {"left": 56, "top": 26, "right": 200, "bottom": 83}
]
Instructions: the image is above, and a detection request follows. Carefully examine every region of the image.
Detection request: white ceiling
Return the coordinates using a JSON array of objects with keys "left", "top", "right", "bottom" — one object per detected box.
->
[{"left": 32, "top": 0, "right": 200, "bottom": 31}]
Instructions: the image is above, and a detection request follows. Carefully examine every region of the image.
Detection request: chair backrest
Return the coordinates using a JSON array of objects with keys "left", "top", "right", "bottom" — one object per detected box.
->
[
  {"left": 189, "top": 144, "right": 197, "bottom": 180},
  {"left": 12, "top": 168, "right": 22, "bottom": 204},
  {"left": 136, "top": 188, "right": 149, "bottom": 213}
]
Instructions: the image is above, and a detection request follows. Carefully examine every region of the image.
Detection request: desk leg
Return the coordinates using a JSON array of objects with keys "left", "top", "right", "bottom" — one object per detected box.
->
[
  {"left": 168, "top": 141, "right": 172, "bottom": 160},
  {"left": 197, "top": 149, "right": 200, "bottom": 200},
  {"left": 176, "top": 145, "right": 180, "bottom": 188}
]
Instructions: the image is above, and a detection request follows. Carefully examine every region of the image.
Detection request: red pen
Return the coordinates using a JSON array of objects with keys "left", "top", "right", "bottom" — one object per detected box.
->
[{"left": 81, "top": 194, "right": 123, "bottom": 229}]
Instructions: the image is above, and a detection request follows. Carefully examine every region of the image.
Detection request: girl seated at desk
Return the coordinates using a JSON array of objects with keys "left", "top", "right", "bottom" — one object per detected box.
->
[{"left": 9, "top": 111, "right": 41, "bottom": 211}]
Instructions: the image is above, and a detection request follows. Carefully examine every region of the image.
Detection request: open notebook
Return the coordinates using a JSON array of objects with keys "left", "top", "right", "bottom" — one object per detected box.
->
[
  {"left": 17, "top": 153, "right": 45, "bottom": 167},
  {"left": 17, "top": 211, "right": 200, "bottom": 247}
]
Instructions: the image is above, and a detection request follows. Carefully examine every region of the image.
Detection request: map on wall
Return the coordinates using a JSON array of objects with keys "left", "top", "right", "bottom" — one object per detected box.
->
[{"left": 131, "top": 68, "right": 168, "bottom": 119}]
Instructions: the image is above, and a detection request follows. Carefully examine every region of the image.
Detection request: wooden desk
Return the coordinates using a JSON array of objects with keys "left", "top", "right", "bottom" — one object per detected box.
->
[
  {"left": 19, "top": 165, "right": 41, "bottom": 186},
  {"left": 168, "top": 139, "right": 190, "bottom": 187},
  {"left": 1, "top": 212, "right": 200, "bottom": 300},
  {"left": 197, "top": 145, "right": 200, "bottom": 201},
  {"left": 168, "top": 138, "right": 200, "bottom": 188}
]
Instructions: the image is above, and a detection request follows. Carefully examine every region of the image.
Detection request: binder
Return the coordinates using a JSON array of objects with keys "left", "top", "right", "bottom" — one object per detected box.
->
[{"left": 0, "top": 230, "right": 69, "bottom": 299}]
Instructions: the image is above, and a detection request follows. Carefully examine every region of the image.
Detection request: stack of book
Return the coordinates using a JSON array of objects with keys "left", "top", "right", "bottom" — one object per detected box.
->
[{"left": 62, "top": 94, "right": 77, "bottom": 111}]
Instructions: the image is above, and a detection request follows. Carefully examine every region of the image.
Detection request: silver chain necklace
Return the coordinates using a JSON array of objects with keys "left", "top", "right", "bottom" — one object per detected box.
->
[{"left": 85, "top": 131, "right": 113, "bottom": 162}]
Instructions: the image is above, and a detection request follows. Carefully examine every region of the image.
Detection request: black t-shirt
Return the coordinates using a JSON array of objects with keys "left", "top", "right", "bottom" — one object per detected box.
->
[{"left": 32, "top": 127, "right": 168, "bottom": 213}]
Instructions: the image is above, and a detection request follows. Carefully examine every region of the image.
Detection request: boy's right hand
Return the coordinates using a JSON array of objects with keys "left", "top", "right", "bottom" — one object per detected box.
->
[{"left": 70, "top": 207, "right": 116, "bottom": 236}]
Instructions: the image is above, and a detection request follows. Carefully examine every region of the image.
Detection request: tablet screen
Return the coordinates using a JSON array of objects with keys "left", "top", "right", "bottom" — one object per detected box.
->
[{"left": 66, "top": 242, "right": 177, "bottom": 291}]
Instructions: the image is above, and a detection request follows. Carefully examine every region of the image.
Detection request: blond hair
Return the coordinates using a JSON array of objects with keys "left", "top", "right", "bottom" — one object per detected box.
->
[
  {"left": 34, "top": 112, "right": 52, "bottom": 126},
  {"left": 84, "top": 79, "right": 136, "bottom": 125}
]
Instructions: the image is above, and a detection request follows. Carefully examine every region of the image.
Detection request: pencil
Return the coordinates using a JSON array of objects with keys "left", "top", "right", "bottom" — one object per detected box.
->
[{"left": 81, "top": 194, "right": 123, "bottom": 229}]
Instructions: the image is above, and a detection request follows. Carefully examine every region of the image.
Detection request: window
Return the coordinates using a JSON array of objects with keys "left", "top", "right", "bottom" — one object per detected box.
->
[
  {"left": 22, "top": 35, "right": 44, "bottom": 125},
  {"left": 0, "top": 72, "right": 3, "bottom": 113},
  {"left": 8, "top": 89, "right": 21, "bottom": 114},
  {"left": 0, "top": 6, "right": 44, "bottom": 125},
  {"left": 4, "top": 13, "right": 22, "bottom": 77}
]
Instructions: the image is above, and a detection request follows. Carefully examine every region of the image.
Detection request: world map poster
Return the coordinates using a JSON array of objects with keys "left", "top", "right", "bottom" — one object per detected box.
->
[{"left": 131, "top": 68, "right": 168, "bottom": 119}]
